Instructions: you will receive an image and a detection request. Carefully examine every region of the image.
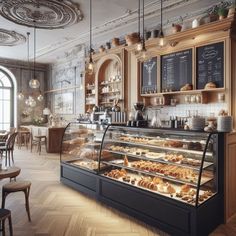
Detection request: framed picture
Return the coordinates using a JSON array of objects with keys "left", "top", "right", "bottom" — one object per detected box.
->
[
  {"left": 54, "top": 92, "right": 74, "bottom": 114},
  {"left": 141, "top": 57, "right": 157, "bottom": 94}
]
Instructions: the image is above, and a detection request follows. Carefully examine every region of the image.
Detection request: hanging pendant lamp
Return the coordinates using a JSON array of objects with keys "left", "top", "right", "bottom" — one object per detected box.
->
[
  {"left": 86, "top": 0, "right": 94, "bottom": 75},
  {"left": 136, "top": 0, "right": 142, "bottom": 52},
  {"left": 139, "top": 0, "right": 150, "bottom": 62},
  {"left": 157, "top": 0, "right": 168, "bottom": 47},
  {"left": 17, "top": 69, "right": 25, "bottom": 101},
  {"left": 29, "top": 23, "right": 40, "bottom": 89},
  {"left": 18, "top": 32, "right": 30, "bottom": 101},
  {"left": 37, "top": 92, "right": 44, "bottom": 102}
]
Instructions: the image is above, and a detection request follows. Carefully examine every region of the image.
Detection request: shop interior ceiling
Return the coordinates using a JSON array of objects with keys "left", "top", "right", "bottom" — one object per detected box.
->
[{"left": 0, "top": 0, "right": 225, "bottom": 64}]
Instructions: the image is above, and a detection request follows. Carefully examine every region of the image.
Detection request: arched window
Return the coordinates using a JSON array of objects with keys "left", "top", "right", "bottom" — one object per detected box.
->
[{"left": 0, "top": 69, "right": 14, "bottom": 130}]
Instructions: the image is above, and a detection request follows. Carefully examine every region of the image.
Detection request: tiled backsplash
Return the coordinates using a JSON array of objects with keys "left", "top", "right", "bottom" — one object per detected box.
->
[{"left": 146, "top": 103, "right": 228, "bottom": 121}]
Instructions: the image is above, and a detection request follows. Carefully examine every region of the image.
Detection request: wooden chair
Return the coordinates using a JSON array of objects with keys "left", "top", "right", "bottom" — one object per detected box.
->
[
  {"left": 17, "top": 127, "right": 31, "bottom": 149},
  {"left": 0, "top": 209, "right": 13, "bottom": 236},
  {"left": 30, "top": 128, "right": 47, "bottom": 155},
  {"left": 2, "top": 181, "right": 31, "bottom": 222},
  {"left": 0, "top": 132, "right": 18, "bottom": 166}
]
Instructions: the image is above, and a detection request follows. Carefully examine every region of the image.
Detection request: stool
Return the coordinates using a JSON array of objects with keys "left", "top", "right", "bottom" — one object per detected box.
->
[
  {"left": 2, "top": 181, "right": 31, "bottom": 222},
  {"left": 31, "top": 135, "right": 47, "bottom": 155},
  {"left": 0, "top": 209, "right": 13, "bottom": 236}
]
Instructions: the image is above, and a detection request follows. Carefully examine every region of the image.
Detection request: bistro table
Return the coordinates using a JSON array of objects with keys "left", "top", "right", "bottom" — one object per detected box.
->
[{"left": 0, "top": 167, "right": 21, "bottom": 180}]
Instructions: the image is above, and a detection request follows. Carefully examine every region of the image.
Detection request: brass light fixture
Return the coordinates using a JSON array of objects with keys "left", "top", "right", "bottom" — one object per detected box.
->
[
  {"left": 29, "top": 23, "right": 40, "bottom": 89},
  {"left": 86, "top": 0, "right": 94, "bottom": 75},
  {"left": 157, "top": 0, "right": 168, "bottom": 47}
]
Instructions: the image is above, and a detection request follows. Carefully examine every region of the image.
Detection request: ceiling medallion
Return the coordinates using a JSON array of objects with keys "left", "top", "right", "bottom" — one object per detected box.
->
[
  {"left": 0, "top": 28, "right": 26, "bottom": 46},
  {"left": 0, "top": 0, "right": 83, "bottom": 29}
]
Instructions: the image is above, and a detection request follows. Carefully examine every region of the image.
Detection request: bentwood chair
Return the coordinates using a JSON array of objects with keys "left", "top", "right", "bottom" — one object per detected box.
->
[
  {"left": 0, "top": 208, "right": 13, "bottom": 236},
  {"left": 0, "top": 132, "right": 18, "bottom": 166}
]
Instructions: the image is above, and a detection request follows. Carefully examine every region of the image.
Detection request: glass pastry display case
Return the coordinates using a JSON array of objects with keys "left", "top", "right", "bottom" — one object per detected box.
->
[
  {"left": 99, "top": 125, "right": 218, "bottom": 207},
  {"left": 60, "top": 122, "right": 106, "bottom": 173}
]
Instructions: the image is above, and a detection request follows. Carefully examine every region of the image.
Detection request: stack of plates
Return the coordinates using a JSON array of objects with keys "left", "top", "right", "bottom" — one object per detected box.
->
[
  {"left": 217, "top": 116, "right": 233, "bottom": 132},
  {"left": 189, "top": 117, "right": 205, "bottom": 131}
]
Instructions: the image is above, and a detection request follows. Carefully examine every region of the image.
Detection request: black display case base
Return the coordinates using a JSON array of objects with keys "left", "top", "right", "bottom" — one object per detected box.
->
[
  {"left": 60, "top": 163, "right": 97, "bottom": 198},
  {"left": 98, "top": 176, "right": 223, "bottom": 236}
]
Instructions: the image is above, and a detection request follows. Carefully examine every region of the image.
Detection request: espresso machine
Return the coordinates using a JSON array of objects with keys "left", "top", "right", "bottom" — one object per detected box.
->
[{"left": 131, "top": 102, "right": 148, "bottom": 127}]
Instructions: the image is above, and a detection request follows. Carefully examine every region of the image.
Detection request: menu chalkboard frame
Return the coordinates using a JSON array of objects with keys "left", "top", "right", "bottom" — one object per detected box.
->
[
  {"left": 140, "top": 56, "right": 159, "bottom": 95},
  {"left": 160, "top": 48, "right": 194, "bottom": 92},
  {"left": 196, "top": 41, "right": 225, "bottom": 90}
]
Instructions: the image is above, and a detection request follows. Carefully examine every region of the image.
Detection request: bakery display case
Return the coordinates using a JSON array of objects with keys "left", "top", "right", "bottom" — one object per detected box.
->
[
  {"left": 97, "top": 125, "right": 224, "bottom": 236},
  {"left": 61, "top": 122, "right": 106, "bottom": 172},
  {"left": 99, "top": 125, "right": 216, "bottom": 206},
  {"left": 60, "top": 122, "right": 106, "bottom": 196}
]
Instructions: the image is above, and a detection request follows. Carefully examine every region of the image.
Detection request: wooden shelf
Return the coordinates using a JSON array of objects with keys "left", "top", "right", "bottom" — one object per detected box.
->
[
  {"left": 100, "top": 80, "right": 122, "bottom": 86},
  {"left": 141, "top": 88, "right": 225, "bottom": 97},
  {"left": 101, "top": 91, "right": 120, "bottom": 95}
]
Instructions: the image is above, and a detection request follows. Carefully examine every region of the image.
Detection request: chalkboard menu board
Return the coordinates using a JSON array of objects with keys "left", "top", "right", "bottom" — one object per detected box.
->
[
  {"left": 161, "top": 49, "right": 192, "bottom": 92},
  {"left": 141, "top": 57, "right": 157, "bottom": 94},
  {"left": 196, "top": 42, "right": 224, "bottom": 89}
]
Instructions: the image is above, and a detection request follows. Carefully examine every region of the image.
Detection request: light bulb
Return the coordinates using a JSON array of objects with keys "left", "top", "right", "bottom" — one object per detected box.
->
[
  {"left": 25, "top": 98, "right": 30, "bottom": 106},
  {"left": 139, "top": 49, "right": 151, "bottom": 62},
  {"left": 136, "top": 42, "right": 143, "bottom": 52},
  {"left": 37, "top": 94, "right": 44, "bottom": 102},
  {"left": 87, "top": 62, "right": 94, "bottom": 75},
  {"left": 29, "top": 98, "right": 36, "bottom": 107},
  {"left": 18, "top": 92, "right": 24, "bottom": 101},
  {"left": 29, "top": 79, "right": 40, "bottom": 89},
  {"left": 157, "top": 35, "right": 168, "bottom": 47}
]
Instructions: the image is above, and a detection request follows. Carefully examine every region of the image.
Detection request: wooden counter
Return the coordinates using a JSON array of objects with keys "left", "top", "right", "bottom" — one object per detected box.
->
[{"left": 21, "top": 126, "right": 65, "bottom": 153}]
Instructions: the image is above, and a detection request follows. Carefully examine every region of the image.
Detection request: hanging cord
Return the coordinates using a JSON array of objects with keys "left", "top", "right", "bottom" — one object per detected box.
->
[
  {"left": 27, "top": 32, "right": 30, "bottom": 77},
  {"left": 33, "top": 23, "right": 36, "bottom": 79},
  {"left": 142, "top": 0, "right": 145, "bottom": 49},
  {"left": 138, "top": 0, "right": 141, "bottom": 37},
  {"left": 161, "top": 0, "right": 163, "bottom": 33},
  {"left": 89, "top": 0, "right": 92, "bottom": 62}
]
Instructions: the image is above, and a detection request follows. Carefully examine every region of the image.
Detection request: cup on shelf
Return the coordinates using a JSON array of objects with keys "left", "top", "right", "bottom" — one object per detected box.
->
[
  {"left": 218, "top": 93, "right": 225, "bottom": 103},
  {"left": 170, "top": 99, "right": 177, "bottom": 106}
]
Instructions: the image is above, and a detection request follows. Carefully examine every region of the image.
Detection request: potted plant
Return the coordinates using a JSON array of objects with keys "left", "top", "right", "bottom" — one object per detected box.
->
[{"left": 218, "top": 6, "right": 228, "bottom": 20}]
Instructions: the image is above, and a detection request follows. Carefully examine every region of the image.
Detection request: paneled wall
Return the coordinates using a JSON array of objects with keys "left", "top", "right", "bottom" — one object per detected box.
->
[
  {"left": 0, "top": 58, "right": 48, "bottom": 127},
  {"left": 47, "top": 48, "right": 85, "bottom": 122}
]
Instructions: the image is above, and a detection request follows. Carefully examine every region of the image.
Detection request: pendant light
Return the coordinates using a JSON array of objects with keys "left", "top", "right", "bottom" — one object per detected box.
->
[
  {"left": 18, "top": 32, "right": 30, "bottom": 101},
  {"left": 29, "top": 23, "right": 40, "bottom": 89},
  {"left": 157, "top": 0, "right": 168, "bottom": 47},
  {"left": 86, "top": 0, "right": 94, "bottom": 75},
  {"left": 138, "top": 0, "right": 150, "bottom": 62},
  {"left": 136, "top": 0, "right": 142, "bottom": 52},
  {"left": 37, "top": 92, "right": 44, "bottom": 102},
  {"left": 17, "top": 68, "right": 24, "bottom": 101}
]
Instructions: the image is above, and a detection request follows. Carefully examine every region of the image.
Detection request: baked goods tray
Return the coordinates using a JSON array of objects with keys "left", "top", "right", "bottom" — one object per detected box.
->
[
  {"left": 102, "top": 172, "right": 216, "bottom": 206},
  {"left": 104, "top": 139, "right": 213, "bottom": 157},
  {"left": 103, "top": 149, "right": 213, "bottom": 170},
  {"left": 111, "top": 132, "right": 208, "bottom": 145},
  {"left": 66, "top": 159, "right": 107, "bottom": 172},
  {"left": 101, "top": 161, "right": 213, "bottom": 188}
]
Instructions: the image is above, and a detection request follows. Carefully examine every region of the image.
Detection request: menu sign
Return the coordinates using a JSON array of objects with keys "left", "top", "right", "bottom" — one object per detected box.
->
[
  {"left": 161, "top": 49, "right": 192, "bottom": 92},
  {"left": 197, "top": 42, "right": 224, "bottom": 89},
  {"left": 141, "top": 57, "right": 157, "bottom": 94}
]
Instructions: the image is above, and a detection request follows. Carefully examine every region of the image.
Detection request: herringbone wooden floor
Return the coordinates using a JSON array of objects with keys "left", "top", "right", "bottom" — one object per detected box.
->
[{"left": 0, "top": 148, "right": 235, "bottom": 236}]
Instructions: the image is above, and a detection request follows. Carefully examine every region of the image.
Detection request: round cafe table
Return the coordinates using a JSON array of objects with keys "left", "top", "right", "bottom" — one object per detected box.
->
[{"left": 0, "top": 167, "right": 21, "bottom": 180}]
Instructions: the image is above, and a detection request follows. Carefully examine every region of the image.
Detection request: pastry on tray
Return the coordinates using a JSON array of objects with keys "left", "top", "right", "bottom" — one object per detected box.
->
[
  {"left": 180, "top": 83, "right": 193, "bottom": 91},
  {"left": 204, "top": 82, "right": 216, "bottom": 89}
]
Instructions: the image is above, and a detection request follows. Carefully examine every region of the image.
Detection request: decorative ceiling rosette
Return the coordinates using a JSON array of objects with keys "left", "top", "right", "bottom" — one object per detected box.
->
[
  {"left": 0, "top": 29, "right": 26, "bottom": 46},
  {"left": 0, "top": 0, "right": 83, "bottom": 29}
]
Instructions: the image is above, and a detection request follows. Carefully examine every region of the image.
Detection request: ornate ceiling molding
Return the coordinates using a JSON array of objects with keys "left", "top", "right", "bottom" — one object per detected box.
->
[
  {"left": 0, "top": 0, "right": 83, "bottom": 29},
  {"left": 0, "top": 29, "right": 26, "bottom": 46}
]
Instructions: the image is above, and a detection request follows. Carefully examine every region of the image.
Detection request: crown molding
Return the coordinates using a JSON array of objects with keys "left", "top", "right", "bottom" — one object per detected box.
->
[{"left": 37, "top": 0, "right": 231, "bottom": 61}]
